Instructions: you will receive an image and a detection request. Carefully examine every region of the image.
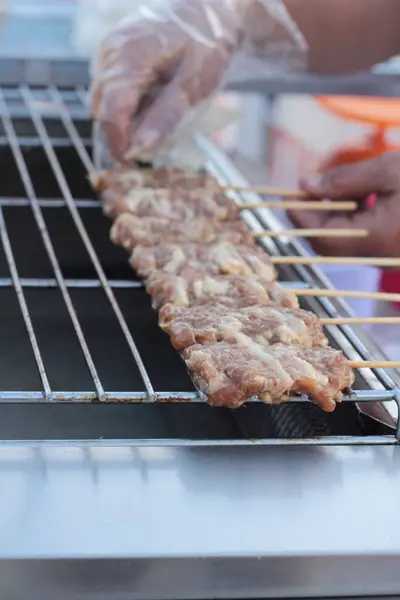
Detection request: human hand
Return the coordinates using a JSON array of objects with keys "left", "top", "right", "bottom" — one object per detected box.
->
[
  {"left": 90, "top": 0, "right": 305, "bottom": 163},
  {"left": 288, "top": 152, "right": 400, "bottom": 257},
  {"left": 90, "top": 0, "right": 252, "bottom": 162}
]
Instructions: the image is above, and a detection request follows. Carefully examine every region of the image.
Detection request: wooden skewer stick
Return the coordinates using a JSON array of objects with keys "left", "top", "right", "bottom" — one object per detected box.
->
[
  {"left": 218, "top": 185, "right": 309, "bottom": 197},
  {"left": 292, "top": 288, "right": 400, "bottom": 302},
  {"left": 239, "top": 200, "right": 357, "bottom": 211},
  {"left": 349, "top": 361, "right": 400, "bottom": 369},
  {"left": 254, "top": 228, "right": 368, "bottom": 239},
  {"left": 322, "top": 317, "right": 400, "bottom": 326},
  {"left": 271, "top": 256, "right": 400, "bottom": 267}
]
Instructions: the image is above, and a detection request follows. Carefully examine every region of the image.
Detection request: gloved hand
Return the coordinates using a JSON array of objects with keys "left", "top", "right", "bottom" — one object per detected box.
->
[
  {"left": 288, "top": 152, "right": 400, "bottom": 257},
  {"left": 90, "top": 0, "right": 304, "bottom": 163}
]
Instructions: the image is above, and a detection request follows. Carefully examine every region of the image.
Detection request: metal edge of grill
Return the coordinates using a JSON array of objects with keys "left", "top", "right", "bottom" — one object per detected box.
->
[{"left": 0, "top": 84, "right": 399, "bottom": 445}]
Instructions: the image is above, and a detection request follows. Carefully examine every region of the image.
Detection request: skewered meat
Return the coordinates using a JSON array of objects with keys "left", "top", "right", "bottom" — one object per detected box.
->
[
  {"left": 101, "top": 186, "right": 237, "bottom": 220},
  {"left": 131, "top": 242, "right": 277, "bottom": 280},
  {"left": 89, "top": 160, "right": 356, "bottom": 415},
  {"left": 159, "top": 304, "right": 328, "bottom": 350},
  {"left": 183, "top": 342, "right": 354, "bottom": 412},
  {"left": 111, "top": 214, "right": 252, "bottom": 251},
  {"left": 147, "top": 271, "right": 297, "bottom": 310},
  {"left": 90, "top": 166, "right": 216, "bottom": 194}
]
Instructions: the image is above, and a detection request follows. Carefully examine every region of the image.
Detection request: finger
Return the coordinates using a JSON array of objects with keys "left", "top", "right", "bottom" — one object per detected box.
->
[
  {"left": 93, "top": 30, "right": 178, "bottom": 161},
  {"left": 300, "top": 153, "right": 400, "bottom": 200},
  {"left": 288, "top": 207, "right": 325, "bottom": 230},
  {"left": 103, "top": 122, "right": 132, "bottom": 165},
  {"left": 129, "top": 46, "right": 231, "bottom": 157},
  {"left": 98, "top": 81, "right": 144, "bottom": 163},
  {"left": 129, "top": 82, "right": 190, "bottom": 157},
  {"left": 288, "top": 206, "right": 380, "bottom": 257},
  {"left": 90, "top": 57, "right": 148, "bottom": 161},
  {"left": 89, "top": 79, "right": 102, "bottom": 119}
]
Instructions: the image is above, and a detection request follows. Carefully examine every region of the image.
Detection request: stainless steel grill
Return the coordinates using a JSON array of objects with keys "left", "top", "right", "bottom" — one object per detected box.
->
[{"left": 0, "top": 85, "right": 399, "bottom": 444}]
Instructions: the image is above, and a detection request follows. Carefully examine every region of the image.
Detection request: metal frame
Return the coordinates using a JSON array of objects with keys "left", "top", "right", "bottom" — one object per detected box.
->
[{"left": 2, "top": 57, "right": 400, "bottom": 95}]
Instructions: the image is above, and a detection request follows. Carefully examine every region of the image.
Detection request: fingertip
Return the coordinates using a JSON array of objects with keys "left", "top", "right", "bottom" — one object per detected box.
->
[
  {"left": 125, "top": 128, "right": 162, "bottom": 160},
  {"left": 133, "top": 83, "right": 188, "bottom": 155},
  {"left": 299, "top": 173, "right": 323, "bottom": 193},
  {"left": 103, "top": 122, "right": 131, "bottom": 164},
  {"left": 286, "top": 209, "right": 323, "bottom": 231}
]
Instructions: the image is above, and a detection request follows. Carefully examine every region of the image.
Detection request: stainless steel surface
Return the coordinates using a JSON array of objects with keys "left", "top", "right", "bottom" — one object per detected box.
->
[
  {"left": 2, "top": 442, "right": 400, "bottom": 600},
  {"left": 229, "top": 72, "right": 400, "bottom": 96}
]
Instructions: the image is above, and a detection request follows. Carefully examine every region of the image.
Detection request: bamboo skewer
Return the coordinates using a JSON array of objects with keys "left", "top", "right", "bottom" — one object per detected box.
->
[
  {"left": 292, "top": 288, "right": 400, "bottom": 303},
  {"left": 239, "top": 200, "right": 357, "bottom": 211},
  {"left": 322, "top": 317, "right": 400, "bottom": 326},
  {"left": 271, "top": 256, "right": 400, "bottom": 267},
  {"left": 219, "top": 185, "right": 309, "bottom": 197},
  {"left": 349, "top": 361, "right": 400, "bottom": 369},
  {"left": 254, "top": 228, "right": 368, "bottom": 239}
]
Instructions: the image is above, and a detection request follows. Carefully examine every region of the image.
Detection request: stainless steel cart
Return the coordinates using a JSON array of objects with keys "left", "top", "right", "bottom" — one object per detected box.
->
[{"left": 0, "top": 59, "right": 400, "bottom": 600}]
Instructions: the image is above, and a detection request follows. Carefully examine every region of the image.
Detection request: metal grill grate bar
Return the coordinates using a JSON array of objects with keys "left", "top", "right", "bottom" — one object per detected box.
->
[
  {"left": 0, "top": 278, "right": 307, "bottom": 290},
  {"left": 18, "top": 85, "right": 155, "bottom": 400},
  {"left": 0, "top": 87, "right": 106, "bottom": 401},
  {"left": 0, "top": 198, "right": 99, "bottom": 208},
  {"left": 0, "top": 278, "right": 143, "bottom": 289},
  {"left": 0, "top": 389, "right": 393, "bottom": 404}
]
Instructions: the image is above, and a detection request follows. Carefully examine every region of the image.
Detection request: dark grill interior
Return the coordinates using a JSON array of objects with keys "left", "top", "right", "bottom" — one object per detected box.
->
[{"left": 0, "top": 86, "right": 396, "bottom": 442}]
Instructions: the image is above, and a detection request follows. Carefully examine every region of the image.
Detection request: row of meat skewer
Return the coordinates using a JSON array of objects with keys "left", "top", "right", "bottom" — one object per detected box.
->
[{"left": 90, "top": 165, "right": 375, "bottom": 413}]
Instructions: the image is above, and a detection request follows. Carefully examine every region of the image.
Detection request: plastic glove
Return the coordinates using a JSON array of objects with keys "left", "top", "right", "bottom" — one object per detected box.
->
[{"left": 90, "top": 0, "right": 305, "bottom": 163}]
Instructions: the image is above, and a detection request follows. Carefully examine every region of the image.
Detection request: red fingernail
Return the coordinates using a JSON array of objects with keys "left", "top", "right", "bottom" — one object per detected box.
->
[{"left": 366, "top": 193, "right": 377, "bottom": 209}]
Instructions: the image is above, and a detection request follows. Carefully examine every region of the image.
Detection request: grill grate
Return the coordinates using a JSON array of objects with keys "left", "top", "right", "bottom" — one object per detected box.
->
[
  {"left": 0, "top": 85, "right": 157, "bottom": 402},
  {"left": 0, "top": 85, "right": 399, "bottom": 442}
]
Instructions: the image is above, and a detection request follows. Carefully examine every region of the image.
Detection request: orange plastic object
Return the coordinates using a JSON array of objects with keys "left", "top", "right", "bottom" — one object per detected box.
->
[
  {"left": 318, "top": 96, "right": 400, "bottom": 128},
  {"left": 317, "top": 97, "right": 400, "bottom": 169},
  {"left": 319, "top": 129, "right": 392, "bottom": 170}
]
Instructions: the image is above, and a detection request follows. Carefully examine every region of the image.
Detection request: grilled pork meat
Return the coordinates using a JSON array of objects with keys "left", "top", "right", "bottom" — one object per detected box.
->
[
  {"left": 147, "top": 271, "right": 297, "bottom": 310},
  {"left": 100, "top": 186, "right": 237, "bottom": 220},
  {"left": 131, "top": 242, "right": 277, "bottom": 280},
  {"left": 111, "top": 214, "right": 252, "bottom": 251},
  {"left": 183, "top": 341, "right": 354, "bottom": 412},
  {"left": 159, "top": 303, "right": 328, "bottom": 351},
  {"left": 90, "top": 166, "right": 216, "bottom": 194}
]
